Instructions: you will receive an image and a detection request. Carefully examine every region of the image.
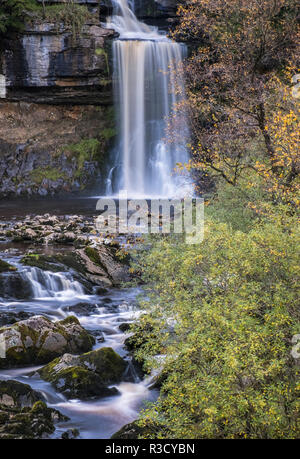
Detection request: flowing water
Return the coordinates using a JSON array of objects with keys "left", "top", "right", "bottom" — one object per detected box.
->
[
  {"left": 0, "top": 1, "right": 192, "bottom": 438},
  {"left": 106, "top": 0, "right": 191, "bottom": 197},
  {"left": 0, "top": 248, "right": 158, "bottom": 438}
]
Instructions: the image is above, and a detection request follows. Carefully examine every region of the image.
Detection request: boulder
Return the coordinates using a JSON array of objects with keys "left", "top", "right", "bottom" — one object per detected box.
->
[
  {"left": 61, "top": 428, "right": 80, "bottom": 440},
  {"left": 0, "top": 398, "right": 68, "bottom": 439},
  {"left": 0, "top": 380, "right": 43, "bottom": 408},
  {"left": 111, "top": 420, "right": 159, "bottom": 439},
  {"left": 0, "top": 259, "right": 17, "bottom": 273},
  {"left": 63, "top": 302, "right": 98, "bottom": 316},
  {"left": 118, "top": 323, "right": 131, "bottom": 333},
  {"left": 0, "top": 381, "right": 69, "bottom": 439},
  {"left": 0, "top": 315, "right": 95, "bottom": 368},
  {"left": 38, "top": 347, "right": 127, "bottom": 399},
  {"left": 0, "top": 272, "right": 33, "bottom": 300}
]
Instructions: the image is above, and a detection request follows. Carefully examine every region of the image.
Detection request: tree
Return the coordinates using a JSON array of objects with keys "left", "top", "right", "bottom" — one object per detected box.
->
[
  {"left": 170, "top": 0, "right": 299, "bottom": 192},
  {"left": 0, "top": 0, "right": 35, "bottom": 36}
]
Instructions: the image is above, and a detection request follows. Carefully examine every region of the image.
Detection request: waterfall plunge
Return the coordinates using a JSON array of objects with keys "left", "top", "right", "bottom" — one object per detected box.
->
[{"left": 106, "top": 0, "right": 191, "bottom": 198}]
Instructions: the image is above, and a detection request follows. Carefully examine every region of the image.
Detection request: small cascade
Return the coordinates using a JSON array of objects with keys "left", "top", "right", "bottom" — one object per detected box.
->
[{"left": 21, "top": 267, "right": 84, "bottom": 299}]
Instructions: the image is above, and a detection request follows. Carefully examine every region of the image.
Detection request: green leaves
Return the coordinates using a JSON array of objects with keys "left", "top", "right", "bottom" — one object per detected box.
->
[
  {"left": 0, "top": 0, "right": 35, "bottom": 35},
  {"left": 133, "top": 208, "right": 299, "bottom": 438}
]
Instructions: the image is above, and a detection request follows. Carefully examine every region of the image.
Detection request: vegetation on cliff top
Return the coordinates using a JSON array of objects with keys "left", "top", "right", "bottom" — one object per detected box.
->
[{"left": 0, "top": 0, "right": 94, "bottom": 37}]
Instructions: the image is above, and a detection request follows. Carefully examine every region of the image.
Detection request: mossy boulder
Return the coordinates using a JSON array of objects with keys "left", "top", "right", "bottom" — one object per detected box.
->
[
  {"left": 0, "top": 400, "right": 68, "bottom": 439},
  {"left": 20, "top": 254, "right": 64, "bottom": 273},
  {"left": 0, "top": 315, "right": 95, "bottom": 369},
  {"left": 0, "top": 259, "right": 16, "bottom": 273},
  {"left": 38, "top": 347, "right": 127, "bottom": 399},
  {"left": 111, "top": 421, "right": 159, "bottom": 439},
  {"left": 0, "top": 381, "right": 69, "bottom": 439},
  {"left": 0, "top": 380, "right": 42, "bottom": 408}
]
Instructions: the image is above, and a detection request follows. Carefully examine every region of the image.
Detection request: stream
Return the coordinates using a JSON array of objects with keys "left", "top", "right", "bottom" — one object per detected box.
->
[
  {"left": 0, "top": 0, "right": 188, "bottom": 439},
  {"left": 0, "top": 198, "right": 158, "bottom": 439}
]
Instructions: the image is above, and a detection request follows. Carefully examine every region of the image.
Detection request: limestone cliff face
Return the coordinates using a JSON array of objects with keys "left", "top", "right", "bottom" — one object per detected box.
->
[
  {"left": 0, "top": 0, "right": 181, "bottom": 198},
  {"left": 0, "top": 6, "right": 116, "bottom": 198},
  {"left": 2, "top": 21, "right": 115, "bottom": 105}
]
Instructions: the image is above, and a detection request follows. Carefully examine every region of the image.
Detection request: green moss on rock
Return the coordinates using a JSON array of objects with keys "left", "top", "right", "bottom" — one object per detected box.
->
[
  {"left": 20, "top": 254, "right": 63, "bottom": 272},
  {"left": 0, "top": 259, "right": 17, "bottom": 273},
  {"left": 38, "top": 347, "right": 126, "bottom": 399}
]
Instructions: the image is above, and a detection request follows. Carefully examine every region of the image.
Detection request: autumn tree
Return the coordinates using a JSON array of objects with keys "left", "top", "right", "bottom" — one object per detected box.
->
[{"left": 171, "top": 0, "right": 299, "bottom": 195}]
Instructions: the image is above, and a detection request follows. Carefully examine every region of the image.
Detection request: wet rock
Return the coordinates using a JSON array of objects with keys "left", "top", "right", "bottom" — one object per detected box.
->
[
  {"left": 61, "top": 428, "right": 80, "bottom": 440},
  {"left": 89, "top": 329, "right": 105, "bottom": 343},
  {"left": 79, "top": 245, "right": 131, "bottom": 286},
  {"left": 38, "top": 347, "right": 127, "bottom": 399},
  {"left": 63, "top": 302, "right": 98, "bottom": 316},
  {"left": 20, "top": 254, "right": 64, "bottom": 272},
  {"left": 0, "top": 272, "right": 33, "bottom": 300},
  {"left": 55, "top": 231, "right": 77, "bottom": 244},
  {"left": 0, "top": 259, "right": 17, "bottom": 273},
  {"left": 0, "top": 380, "right": 43, "bottom": 408},
  {"left": 0, "top": 311, "right": 33, "bottom": 327},
  {"left": 0, "top": 399, "right": 69, "bottom": 439},
  {"left": 118, "top": 323, "right": 131, "bottom": 333},
  {"left": 0, "top": 381, "right": 69, "bottom": 439},
  {"left": 20, "top": 244, "right": 132, "bottom": 289},
  {"left": 0, "top": 315, "right": 95, "bottom": 368},
  {"left": 111, "top": 420, "right": 159, "bottom": 439}
]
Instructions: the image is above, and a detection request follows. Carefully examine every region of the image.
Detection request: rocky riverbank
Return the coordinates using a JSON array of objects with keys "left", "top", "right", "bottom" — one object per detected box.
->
[{"left": 0, "top": 208, "right": 156, "bottom": 439}]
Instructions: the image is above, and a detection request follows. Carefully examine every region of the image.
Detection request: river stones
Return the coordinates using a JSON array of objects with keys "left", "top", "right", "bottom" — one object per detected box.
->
[
  {"left": 0, "top": 271, "right": 33, "bottom": 300},
  {"left": 0, "top": 259, "right": 16, "bottom": 273},
  {"left": 0, "top": 381, "right": 69, "bottom": 439},
  {"left": 111, "top": 421, "right": 158, "bottom": 439},
  {"left": 0, "top": 311, "right": 33, "bottom": 327},
  {"left": 20, "top": 242, "right": 130, "bottom": 290},
  {"left": 0, "top": 380, "right": 43, "bottom": 408},
  {"left": 0, "top": 399, "right": 68, "bottom": 439},
  {"left": 0, "top": 315, "right": 95, "bottom": 368},
  {"left": 38, "top": 347, "right": 127, "bottom": 399}
]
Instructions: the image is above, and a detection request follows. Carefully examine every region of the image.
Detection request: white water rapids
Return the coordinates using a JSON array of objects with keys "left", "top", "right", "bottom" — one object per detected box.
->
[
  {"left": 0, "top": 257, "right": 158, "bottom": 438},
  {"left": 106, "top": 0, "right": 191, "bottom": 197}
]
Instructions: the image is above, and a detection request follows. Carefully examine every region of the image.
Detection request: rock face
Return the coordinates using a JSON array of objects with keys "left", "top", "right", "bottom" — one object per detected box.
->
[
  {"left": 0, "top": 381, "right": 69, "bottom": 439},
  {"left": 2, "top": 20, "right": 115, "bottom": 105},
  {"left": 0, "top": 315, "right": 95, "bottom": 368},
  {"left": 38, "top": 347, "right": 127, "bottom": 399},
  {"left": 0, "top": 102, "right": 115, "bottom": 197}
]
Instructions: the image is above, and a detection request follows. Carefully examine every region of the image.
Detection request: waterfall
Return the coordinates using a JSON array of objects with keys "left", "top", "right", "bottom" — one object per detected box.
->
[
  {"left": 21, "top": 267, "right": 84, "bottom": 299},
  {"left": 106, "top": 0, "right": 191, "bottom": 197}
]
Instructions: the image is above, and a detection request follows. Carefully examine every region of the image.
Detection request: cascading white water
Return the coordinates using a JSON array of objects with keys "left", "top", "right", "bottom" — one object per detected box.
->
[
  {"left": 21, "top": 267, "right": 84, "bottom": 299},
  {"left": 106, "top": 0, "right": 191, "bottom": 197}
]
